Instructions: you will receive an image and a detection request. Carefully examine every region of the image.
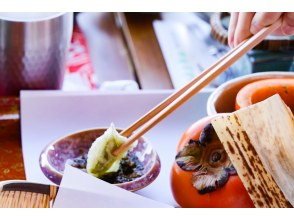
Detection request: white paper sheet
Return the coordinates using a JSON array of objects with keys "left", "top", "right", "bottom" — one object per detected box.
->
[
  {"left": 20, "top": 90, "right": 212, "bottom": 207},
  {"left": 53, "top": 165, "right": 172, "bottom": 208}
]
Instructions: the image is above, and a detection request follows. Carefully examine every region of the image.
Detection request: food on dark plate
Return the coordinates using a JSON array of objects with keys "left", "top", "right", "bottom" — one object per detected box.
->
[
  {"left": 85, "top": 123, "right": 137, "bottom": 178},
  {"left": 67, "top": 123, "right": 141, "bottom": 183},
  {"left": 68, "top": 151, "right": 144, "bottom": 184}
]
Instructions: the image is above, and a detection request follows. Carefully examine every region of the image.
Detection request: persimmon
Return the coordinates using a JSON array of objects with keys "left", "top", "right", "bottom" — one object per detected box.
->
[
  {"left": 235, "top": 78, "right": 294, "bottom": 112},
  {"left": 170, "top": 115, "right": 254, "bottom": 208}
]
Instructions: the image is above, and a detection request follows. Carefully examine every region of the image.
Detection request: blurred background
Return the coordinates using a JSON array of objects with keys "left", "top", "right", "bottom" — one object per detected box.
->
[{"left": 67, "top": 12, "right": 294, "bottom": 92}]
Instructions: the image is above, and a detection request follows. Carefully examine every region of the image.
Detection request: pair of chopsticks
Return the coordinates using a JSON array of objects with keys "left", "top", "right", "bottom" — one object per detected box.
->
[{"left": 114, "top": 19, "right": 282, "bottom": 157}]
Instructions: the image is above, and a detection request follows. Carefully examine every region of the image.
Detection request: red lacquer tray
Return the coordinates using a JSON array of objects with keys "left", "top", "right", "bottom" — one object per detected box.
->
[{"left": 0, "top": 97, "right": 26, "bottom": 180}]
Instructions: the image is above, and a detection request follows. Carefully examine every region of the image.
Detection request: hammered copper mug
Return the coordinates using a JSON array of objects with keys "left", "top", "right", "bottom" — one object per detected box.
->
[{"left": 0, "top": 12, "right": 73, "bottom": 96}]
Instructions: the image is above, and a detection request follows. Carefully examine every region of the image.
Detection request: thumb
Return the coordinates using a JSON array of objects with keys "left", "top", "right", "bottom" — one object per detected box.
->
[
  {"left": 250, "top": 12, "right": 282, "bottom": 34},
  {"left": 281, "top": 13, "right": 294, "bottom": 35}
]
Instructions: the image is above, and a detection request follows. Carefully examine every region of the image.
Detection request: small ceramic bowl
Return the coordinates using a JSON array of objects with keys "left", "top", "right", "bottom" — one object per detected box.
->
[
  {"left": 39, "top": 128, "right": 161, "bottom": 192},
  {"left": 207, "top": 71, "right": 294, "bottom": 115}
]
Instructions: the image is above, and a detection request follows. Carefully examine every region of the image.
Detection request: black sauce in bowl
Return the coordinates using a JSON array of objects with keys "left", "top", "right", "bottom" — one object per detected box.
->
[{"left": 68, "top": 152, "right": 144, "bottom": 184}]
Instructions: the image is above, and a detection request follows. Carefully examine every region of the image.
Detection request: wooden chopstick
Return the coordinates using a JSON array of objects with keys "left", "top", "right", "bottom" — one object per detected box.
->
[
  {"left": 120, "top": 41, "right": 245, "bottom": 137},
  {"left": 114, "top": 19, "right": 282, "bottom": 157}
]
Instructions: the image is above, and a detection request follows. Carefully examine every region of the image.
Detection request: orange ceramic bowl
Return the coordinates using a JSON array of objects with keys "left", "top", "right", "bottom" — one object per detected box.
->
[
  {"left": 235, "top": 78, "right": 294, "bottom": 112},
  {"left": 207, "top": 72, "right": 294, "bottom": 115}
]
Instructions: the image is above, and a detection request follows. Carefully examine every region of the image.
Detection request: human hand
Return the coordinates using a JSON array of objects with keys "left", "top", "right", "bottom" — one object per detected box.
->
[{"left": 228, "top": 12, "right": 294, "bottom": 48}]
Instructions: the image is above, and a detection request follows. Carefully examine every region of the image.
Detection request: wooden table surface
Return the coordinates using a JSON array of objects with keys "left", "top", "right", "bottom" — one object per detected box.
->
[
  {"left": 117, "top": 13, "right": 173, "bottom": 89},
  {"left": 0, "top": 12, "right": 173, "bottom": 181},
  {"left": 0, "top": 97, "right": 26, "bottom": 180}
]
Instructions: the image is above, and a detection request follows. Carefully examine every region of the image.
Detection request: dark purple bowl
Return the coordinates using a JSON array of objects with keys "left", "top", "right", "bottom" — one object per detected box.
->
[{"left": 39, "top": 128, "right": 161, "bottom": 192}]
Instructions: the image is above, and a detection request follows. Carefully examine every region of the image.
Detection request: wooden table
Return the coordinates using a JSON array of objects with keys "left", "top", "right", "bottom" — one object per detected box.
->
[
  {"left": 0, "top": 97, "right": 25, "bottom": 180},
  {"left": 90, "top": 12, "right": 174, "bottom": 90},
  {"left": 0, "top": 12, "right": 173, "bottom": 181},
  {"left": 117, "top": 13, "right": 173, "bottom": 89}
]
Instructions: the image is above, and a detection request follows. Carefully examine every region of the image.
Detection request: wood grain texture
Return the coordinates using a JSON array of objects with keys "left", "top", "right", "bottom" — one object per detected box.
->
[
  {"left": 117, "top": 13, "right": 173, "bottom": 90},
  {"left": 212, "top": 95, "right": 294, "bottom": 207}
]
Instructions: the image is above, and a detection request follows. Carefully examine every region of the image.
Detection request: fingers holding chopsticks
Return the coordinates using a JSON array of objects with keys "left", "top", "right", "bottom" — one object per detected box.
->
[
  {"left": 228, "top": 12, "right": 255, "bottom": 47},
  {"left": 228, "top": 12, "right": 294, "bottom": 48}
]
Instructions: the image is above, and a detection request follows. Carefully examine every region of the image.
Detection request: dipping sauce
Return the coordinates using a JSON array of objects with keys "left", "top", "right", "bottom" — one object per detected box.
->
[{"left": 68, "top": 151, "right": 144, "bottom": 184}]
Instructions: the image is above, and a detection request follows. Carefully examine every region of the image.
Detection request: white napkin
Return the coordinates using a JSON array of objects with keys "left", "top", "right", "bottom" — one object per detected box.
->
[
  {"left": 99, "top": 80, "right": 139, "bottom": 91},
  {"left": 53, "top": 165, "right": 172, "bottom": 208}
]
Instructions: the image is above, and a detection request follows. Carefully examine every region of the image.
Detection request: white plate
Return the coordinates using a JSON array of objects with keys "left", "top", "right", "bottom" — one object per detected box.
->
[{"left": 21, "top": 89, "right": 211, "bottom": 207}]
